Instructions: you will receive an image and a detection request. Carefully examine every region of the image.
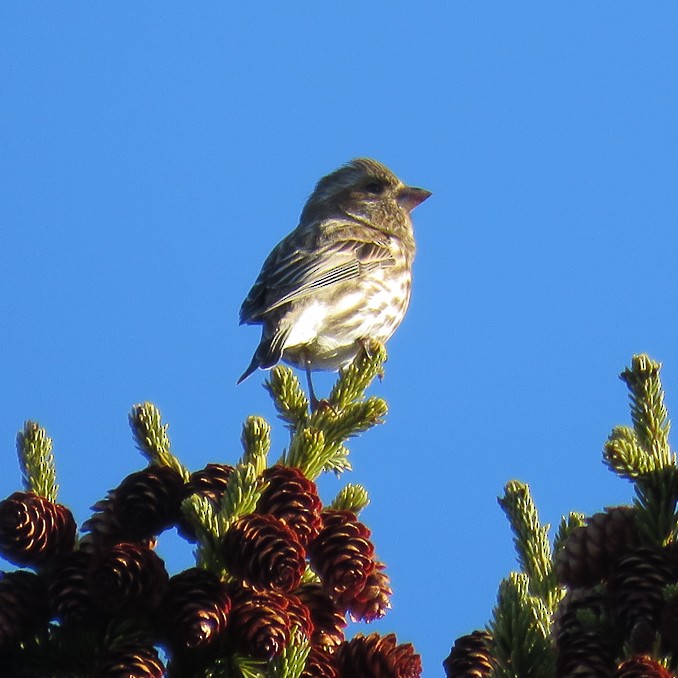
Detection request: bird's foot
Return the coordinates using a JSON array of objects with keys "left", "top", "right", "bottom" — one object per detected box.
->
[
  {"left": 358, "top": 337, "right": 373, "bottom": 359},
  {"left": 358, "top": 338, "right": 385, "bottom": 381},
  {"left": 311, "top": 397, "right": 337, "bottom": 414}
]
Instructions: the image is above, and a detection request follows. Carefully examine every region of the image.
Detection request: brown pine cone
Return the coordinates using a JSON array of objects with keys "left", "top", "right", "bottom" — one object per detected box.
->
[
  {"left": 228, "top": 586, "right": 291, "bottom": 660},
  {"left": 347, "top": 561, "right": 391, "bottom": 622},
  {"left": 222, "top": 513, "right": 306, "bottom": 593},
  {"left": 555, "top": 506, "right": 639, "bottom": 588},
  {"left": 554, "top": 589, "right": 617, "bottom": 678},
  {"left": 609, "top": 546, "right": 677, "bottom": 646},
  {"left": 89, "top": 542, "right": 168, "bottom": 613},
  {"left": 80, "top": 491, "right": 157, "bottom": 555},
  {"left": 661, "top": 591, "right": 678, "bottom": 655},
  {"left": 97, "top": 641, "right": 165, "bottom": 678},
  {"left": 557, "top": 633, "right": 619, "bottom": 678},
  {"left": 443, "top": 630, "right": 495, "bottom": 678},
  {"left": 158, "top": 567, "right": 231, "bottom": 651},
  {"left": 80, "top": 492, "right": 125, "bottom": 554},
  {"left": 0, "top": 570, "right": 48, "bottom": 652},
  {"left": 113, "top": 465, "right": 186, "bottom": 540},
  {"left": 614, "top": 656, "right": 673, "bottom": 678},
  {"left": 257, "top": 465, "right": 323, "bottom": 547},
  {"left": 309, "top": 510, "right": 376, "bottom": 607},
  {"left": 178, "top": 463, "right": 234, "bottom": 541},
  {"left": 47, "top": 549, "right": 96, "bottom": 627},
  {"left": 285, "top": 591, "right": 314, "bottom": 639},
  {"left": 295, "top": 582, "right": 347, "bottom": 649},
  {"left": 301, "top": 647, "right": 340, "bottom": 678},
  {"left": 0, "top": 492, "right": 76, "bottom": 567},
  {"left": 188, "top": 463, "right": 234, "bottom": 505},
  {"left": 336, "top": 632, "right": 422, "bottom": 678}
]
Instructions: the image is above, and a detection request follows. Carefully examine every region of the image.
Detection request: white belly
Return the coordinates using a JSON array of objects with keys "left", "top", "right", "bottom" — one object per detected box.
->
[{"left": 280, "top": 266, "right": 411, "bottom": 371}]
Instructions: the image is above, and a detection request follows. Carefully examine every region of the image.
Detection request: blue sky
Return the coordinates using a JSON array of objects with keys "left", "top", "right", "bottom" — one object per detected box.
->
[{"left": 2, "top": 4, "right": 678, "bottom": 675}]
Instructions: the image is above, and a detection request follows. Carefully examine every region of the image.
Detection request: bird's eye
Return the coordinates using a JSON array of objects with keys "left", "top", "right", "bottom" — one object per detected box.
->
[{"left": 364, "top": 182, "right": 384, "bottom": 195}]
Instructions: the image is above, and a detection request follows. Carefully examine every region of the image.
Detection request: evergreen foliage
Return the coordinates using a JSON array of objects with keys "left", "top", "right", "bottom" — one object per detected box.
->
[
  {"left": 17, "top": 420, "right": 59, "bottom": 503},
  {"left": 0, "top": 341, "right": 420, "bottom": 677},
  {"left": 445, "top": 355, "right": 678, "bottom": 678}
]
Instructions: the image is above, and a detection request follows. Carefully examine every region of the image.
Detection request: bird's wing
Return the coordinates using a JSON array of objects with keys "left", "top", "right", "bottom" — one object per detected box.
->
[{"left": 239, "top": 231, "right": 395, "bottom": 323}]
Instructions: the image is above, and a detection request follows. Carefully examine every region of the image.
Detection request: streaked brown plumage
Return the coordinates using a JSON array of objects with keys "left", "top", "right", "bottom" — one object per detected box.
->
[{"left": 238, "top": 158, "right": 430, "bottom": 397}]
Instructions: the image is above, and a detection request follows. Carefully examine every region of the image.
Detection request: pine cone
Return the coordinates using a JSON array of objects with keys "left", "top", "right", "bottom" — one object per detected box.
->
[
  {"left": 609, "top": 547, "right": 677, "bottom": 646},
  {"left": 554, "top": 589, "right": 617, "bottom": 678},
  {"left": 295, "top": 582, "right": 347, "bottom": 649},
  {"left": 222, "top": 513, "right": 306, "bottom": 593},
  {"left": 555, "top": 506, "right": 639, "bottom": 588},
  {"left": 661, "top": 591, "right": 678, "bottom": 655},
  {"left": 0, "top": 570, "right": 48, "bottom": 652},
  {"left": 89, "top": 542, "right": 168, "bottom": 612},
  {"left": 97, "top": 641, "right": 165, "bottom": 678},
  {"left": 614, "top": 656, "right": 673, "bottom": 678},
  {"left": 301, "top": 647, "right": 340, "bottom": 678},
  {"left": 80, "top": 492, "right": 125, "bottom": 554},
  {"left": 158, "top": 567, "right": 231, "bottom": 651},
  {"left": 336, "top": 632, "right": 422, "bottom": 678},
  {"left": 113, "top": 466, "right": 186, "bottom": 540},
  {"left": 47, "top": 550, "right": 96, "bottom": 627},
  {"left": 188, "top": 463, "right": 234, "bottom": 505},
  {"left": 347, "top": 561, "right": 391, "bottom": 622},
  {"left": 286, "top": 591, "right": 314, "bottom": 638},
  {"left": 228, "top": 586, "right": 291, "bottom": 660},
  {"left": 257, "top": 465, "right": 323, "bottom": 547},
  {"left": 0, "top": 492, "right": 76, "bottom": 567},
  {"left": 309, "top": 510, "right": 376, "bottom": 606},
  {"left": 557, "top": 634, "right": 619, "bottom": 678},
  {"left": 178, "top": 463, "right": 234, "bottom": 540},
  {"left": 80, "top": 492, "right": 157, "bottom": 555},
  {"left": 443, "top": 630, "right": 495, "bottom": 678}
]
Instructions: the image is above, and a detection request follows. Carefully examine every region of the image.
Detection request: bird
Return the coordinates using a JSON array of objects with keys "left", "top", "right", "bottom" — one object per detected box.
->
[{"left": 237, "top": 157, "right": 430, "bottom": 404}]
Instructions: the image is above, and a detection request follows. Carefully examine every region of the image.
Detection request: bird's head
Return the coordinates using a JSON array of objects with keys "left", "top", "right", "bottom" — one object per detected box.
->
[{"left": 300, "top": 158, "right": 431, "bottom": 233}]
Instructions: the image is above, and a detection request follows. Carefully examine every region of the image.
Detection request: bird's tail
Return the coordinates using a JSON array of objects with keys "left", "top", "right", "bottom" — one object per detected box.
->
[
  {"left": 237, "top": 326, "right": 290, "bottom": 384},
  {"left": 237, "top": 356, "right": 260, "bottom": 384}
]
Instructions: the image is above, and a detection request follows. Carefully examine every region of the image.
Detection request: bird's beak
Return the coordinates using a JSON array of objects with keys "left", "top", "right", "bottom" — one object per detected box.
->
[{"left": 397, "top": 185, "right": 432, "bottom": 212}]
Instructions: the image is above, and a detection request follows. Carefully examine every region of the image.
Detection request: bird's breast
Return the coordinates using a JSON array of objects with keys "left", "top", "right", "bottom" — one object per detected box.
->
[{"left": 280, "top": 262, "right": 411, "bottom": 371}]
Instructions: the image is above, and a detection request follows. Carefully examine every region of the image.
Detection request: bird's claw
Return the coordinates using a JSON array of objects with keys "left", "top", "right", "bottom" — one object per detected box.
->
[{"left": 311, "top": 398, "right": 337, "bottom": 415}]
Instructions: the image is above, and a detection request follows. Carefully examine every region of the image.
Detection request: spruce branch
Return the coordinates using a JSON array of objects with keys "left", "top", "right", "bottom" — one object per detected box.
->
[
  {"left": 331, "top": 483, "right": 370, "bottom": 514},
  {"left": 219, "top": 463, "right": 267, "bottom": 526},
  {"left": 265, "top": 367, "right": 309, "bottom": 428},
  {"left": 604, "top": 425, "right": 653, "bottom": 479},
  {"left": 664, "top": 582, "right": 678, "bottom": 601},
  {"left": 632, "top": 467, "right": 678, "bottom": 545},
  {"left": 240, "top": 416, "right": 271, "bottom": 475},
  {"left": 318, "top": 444, "right": 352, "bottom": 477},
  {"left": 201, "top": 659, "right": 235, "bottom": 678},
  {"left": 498, "top": 481, "right": 560, "bottom": 611},
  {"left": 311, "top": 398, "right": 388, "bottom": 443},
  {"left": 621, "top": 355, "right": 672, "bottom": 463},
  {"left": 282, "top": 428, "right": 351, "bottom": 480},
  {"left": 283, "top": 427, "right": 326, "bottom": 476},
  {"left": 604, "top": 357, "right": 678, "bottom": 545},
  {"left": 328, "top": 340, "right": 387, "bottom": 409},
  {"left": 16, "top": 421, "right": 58, "bottom": 502},
  {"left": 5, "top": 345, "right": 415, "bottom": 675},
  {"left": 231, "top": 655, "right": 266, "bottom": 678},
  {"left": 552, "top": 511, "right": 586, "bottom": 555},
  {"left": 489, "top": 572, "right": 554, "bottom": 678},
  {"left": 269, "top": 632, "right": 311, "bottom": 678},
  {"left": 277, "top": 347, "right": 387, "bottom": 481},
  {"left": 128, "top": 402, "right": 190, "bottom": 482},
  {"left": 181, "top": 493, "right": 225, "bottom": 571},
  {"left": 300, "top": 567, "right": 321, "bottom": 585}
]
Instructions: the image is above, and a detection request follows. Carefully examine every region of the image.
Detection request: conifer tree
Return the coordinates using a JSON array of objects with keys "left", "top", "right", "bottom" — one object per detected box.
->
[
  {"left": 0, "top": 341, "right": 421, "bottom": 677},
  {"left": 445, "top": 354, "right": 678, "bottom": 678}
]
